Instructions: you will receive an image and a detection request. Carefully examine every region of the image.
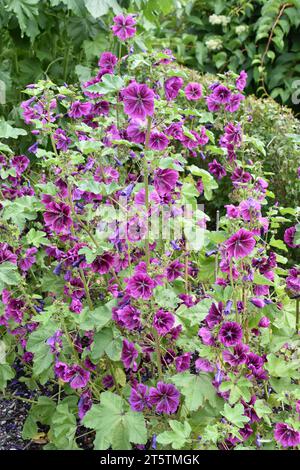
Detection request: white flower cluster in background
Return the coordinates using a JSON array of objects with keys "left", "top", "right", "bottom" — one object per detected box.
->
[{"left": 209, "top": 14, "right": 231, "bottom": 26}]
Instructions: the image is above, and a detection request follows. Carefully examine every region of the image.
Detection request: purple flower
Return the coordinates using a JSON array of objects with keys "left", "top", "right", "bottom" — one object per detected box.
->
[
  {"left": 211, "top": 85, "right": 231, "bottom": 104},
  {"left": 198, "top": 326, "right": 215, "bottom": 346},
  {"left": 114, "top": 304, "right": 141, "bottom": 330},
  {"left": 11, "top": 155, "right": 30, "bottom": 176},
  {"left": 43, "top": 201, "right": 72, "bottom": 234},
  {"left": 78, "top": 389, "right": 92, "bottom": 420},
  {"left": 239, "top": 198, "right": 261, "bottom": 222},
  {"left": 246, "top": 352, "right": 264, "bottom": 371},
  {"left": 225, "top": 93, "right": 244, "bottom": 112},
  {"left": 121, "top": 339, "right": 138, "bottom": 370},
  {"left": 47, "top": 330, "right": 63, "bottom": 354},
  {"left": 225, "top": 228, "right": 256, "bottom": 259},
  {"left": 165, "top": 260, "right": 184, "bottom": 281},
  {"left": 127, "top": 119, "right": 146, "bottom": 144},
  {"left": 0, "top": 243, "right": 17, "bottom": 265},
  {"left": 102, "top": 374, "right": 114, "bottom": 389},
  {"left": 286, "top": 267, "right": 300, "bottom": 293},
  {"left": 112, "top": 15, "right": 136, "bottom": 41},
  {"left": 129, "top": 383, "right": 150, "bottom": 411},
  {"left": 122, "top": 82, "right": 154, "bottom": 120},
  {"left": 68, "top": 101, "right": 92, "bottom": 119},
  {"left": 224, "top": 122, "right": 242, "bottom": 147},
  {"left": 250, "top": 298, "right": 265, "bottom": 309},
  {"left": 149, "top": 382, "right": 180, "bottom": 414},
  {"left": 149, "top": 132, "right": 169, "bottom": 151},
  {"left": 195, "top": 358, "right": 214, "bottom": 372},
  {"left": 98, "top": 52, "right": 118, "bottom": 71},
  {"left": 175, "top": 353, "right": 191, "bottom": 372},
  {"left": 54, "top": 361, "right": 72, "bottom": 382},
  {"left": 258, "top": 316, "right": 271, "bottom": 328},
  {"left": 274, "top": 423, "right": 300, "bottom": 448},
  {"left": 53, "top": 128, "right": 71, "bottom": 151},
  {"left": 153, "top": 309, "right": 175, "bottom": 336},
  {"left": 184, "top": 82, "right": 202, "bottom": 101},
  {"left": 223, "top": 343, "right": 249, "bottom": 366},
  {"left": 208, "top": 159, "right": 226, "bottom": 180},
  {"left": 164, "top": 76, "right": 183, "bottom": 101},
  {"left": 284, "top": 226, "right": 300, "bottom": 248},
  {"left": 154, "top": 168, "right": 179, "bottom": 196},
  {"left": 18, "top": 247, "right": 37, "bottom": 272},
  {"left": 224, "top": 300, "right": 233, "bottom": 315},
  {"left": 206, "top": 302, "right": 223, "bottom": 328},
  {"left": 70, "top": 298, "right": 83, "bottom": 314},
  {"left": 90, "top": 252, "right": 115, "bottom": 274},
  {"left": 218, "top": 321, "right": 243, "bottom": 347},
  {"left": 125, "top": 272, "right": 154, "bottom": 299},
  {"left": 236, "top": 70, "right": 247, "bottom": 91},
  {"left": 68, "top": 365, "right": 90, "bottom": 389}
]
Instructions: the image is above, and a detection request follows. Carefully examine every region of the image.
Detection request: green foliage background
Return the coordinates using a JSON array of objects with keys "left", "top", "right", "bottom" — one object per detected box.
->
[{"left": 1, "top": 0, "right": 300, "bottom": 118}]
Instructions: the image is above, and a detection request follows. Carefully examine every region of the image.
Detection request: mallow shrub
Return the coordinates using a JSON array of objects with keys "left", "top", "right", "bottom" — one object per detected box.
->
[{"left": 0, "top": 14, "right": 300, "bottom": 450}]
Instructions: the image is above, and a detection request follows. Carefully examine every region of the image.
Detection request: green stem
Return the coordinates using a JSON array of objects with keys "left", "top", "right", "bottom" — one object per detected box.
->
[
  {"left": 79, "top": 268, "right": 93, "bottom": 311},
  {"left": 153, "top": 328, "right": 163, "bottom": 380},
  {"left": 143, "top": 116, "right": 152, "bottom": 269},
  {"left": 296, "top": 299, "right": 299, "bottom": 334}
]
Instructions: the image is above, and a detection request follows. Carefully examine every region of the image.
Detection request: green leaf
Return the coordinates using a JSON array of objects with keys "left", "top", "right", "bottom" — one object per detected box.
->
[
  {"left": 0, "top": 121, "right": 27, "bottom": 139},
  {"left": 253, "top": 272, "right": 274, "bottom": 286},
  {"left": 83, "top": 392, "right": 147, "bottom": 450},
  {"left": 269, "top": 236, "right": 288, "bottom": 252},
  {"left": 176, "top": 298, "right": 213, "bottom": 327},
  {"left": 6, "top": 0, "right": 40, "bottom": 39},
  {"left": 187, "top": 166, "right": 218, "bottom": 200},
  {"left": 76, "top": 299, "right": 116, "bottom": 331},
  {"left": 26, "top": 228, "right": 50, "bottom": 247},
  {"left": 0, "top": 262, "right": 21, "bottom": 291},
  {"left": 27, "top": 322, "right": 57, "bottom": 378},
  {"left": 50, "top": 0, "right": 86, "bottom": 16},
  {"left": 87, "top": 74, "right": 125, "bottom": 95},
  {"left": 84, "top": 0, "right": 121, "bottom": 17},
  {"left": 91, "top": 327, "right": 114, "bottom": 361},
  {"left": 253, "top": 399, "right": 272, "bottom": 418},
  {"left": 0, "top": 364, "right": 15, "bottom": 391},
  {"left": 221, "top": 403, "right": 250, "bottom": 428},
  {"left": 265, "top": 353, "right": 299, "bottom": 379},
  {"left": 50, "top": 403, "right": 78, "bottom": 450},
  {"left": 153, "top": 286, "right": 179, "bottom": 309},
  {"left": 22, "top": 396, "right": 56, "bottom": 439},
  {"left": 157, "top": 420, "right": 191, "bottom": 449},
  {"left": 171, "top": 372, "right": 217, "bottom": 411},
  {"left": 2, "top": 196, "right": 39, "bottom": 231}
]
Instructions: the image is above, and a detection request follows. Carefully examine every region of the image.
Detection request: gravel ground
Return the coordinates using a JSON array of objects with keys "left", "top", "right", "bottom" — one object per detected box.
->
[
  {"left": 0, "top": 361, "right": 44, "bottom": 450},
  {"left": 0, "top": 396, "right": 31, "bottom": 450},
  {"left": 0, "top": 361, "right": 95, "bottom": 450}
]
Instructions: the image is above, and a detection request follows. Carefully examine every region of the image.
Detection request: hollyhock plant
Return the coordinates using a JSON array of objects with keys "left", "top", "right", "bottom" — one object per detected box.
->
[{"left": 1, "top": 13, "right": 299, "bottom": 451}]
